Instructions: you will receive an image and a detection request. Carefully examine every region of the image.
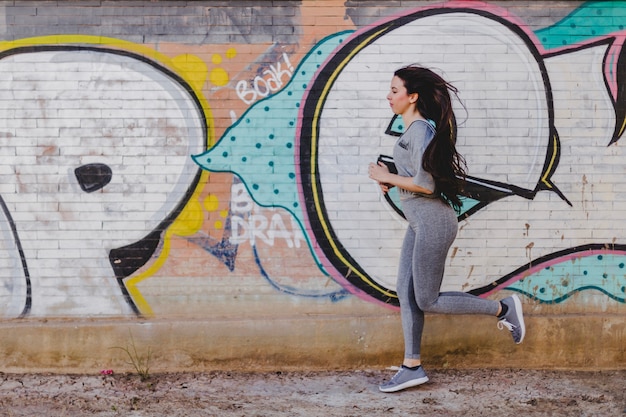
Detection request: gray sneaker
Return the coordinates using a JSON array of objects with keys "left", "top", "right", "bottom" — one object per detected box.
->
[
  {"left": 379, "top": 365, "right": 429, "bottom": 393},
  {"left": 497, "top": 294, "right": 526, "bottom": 344}
]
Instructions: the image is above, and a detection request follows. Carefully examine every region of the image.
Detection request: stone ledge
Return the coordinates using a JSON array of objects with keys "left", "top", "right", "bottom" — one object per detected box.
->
[{"left": 0, "top": 314, "right": 623, "bottom": 373}]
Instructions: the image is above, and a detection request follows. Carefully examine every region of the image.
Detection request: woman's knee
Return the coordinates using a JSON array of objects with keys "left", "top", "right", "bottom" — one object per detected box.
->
[{"left": 415, "top": 294, "right": 437, "bottom": 312}]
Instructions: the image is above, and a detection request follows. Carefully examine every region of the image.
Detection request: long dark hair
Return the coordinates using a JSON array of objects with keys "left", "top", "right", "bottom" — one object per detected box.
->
[{"left": 394, "top": 65, "right": 466, "bottom": 212}]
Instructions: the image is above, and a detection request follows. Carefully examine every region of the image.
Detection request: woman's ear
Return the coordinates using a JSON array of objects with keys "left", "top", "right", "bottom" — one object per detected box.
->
[{"left": 409, "top": 93, "right": 418, "bottom": 104}]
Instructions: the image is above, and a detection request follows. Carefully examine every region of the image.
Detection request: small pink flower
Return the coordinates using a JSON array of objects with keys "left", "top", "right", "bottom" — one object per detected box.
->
[{"left": 100, "top": 369, "right": 114, "bottom": 375}]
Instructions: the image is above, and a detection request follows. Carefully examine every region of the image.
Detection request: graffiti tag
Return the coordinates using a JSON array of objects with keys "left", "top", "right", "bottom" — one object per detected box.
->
[{"left": 236, "top": 53, "right": 294, "bottom": 104}]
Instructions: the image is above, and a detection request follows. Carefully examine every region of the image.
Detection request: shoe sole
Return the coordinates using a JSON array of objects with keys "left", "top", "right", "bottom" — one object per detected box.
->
[
  {"left": 511, "top": 294, "right": 526, "bottom": 344},
  {"left": 379, "top": 375, "right": 429, "bottom": 393}
]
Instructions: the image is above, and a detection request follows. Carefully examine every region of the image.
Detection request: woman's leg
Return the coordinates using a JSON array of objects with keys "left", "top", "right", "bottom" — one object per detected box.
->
[
  {"left": 408, "top": 201, "right": 525, "bottom": 343},
  {"left": 396, "top": 225, "right": 424, "bottom": 361},
  {"left": 411, "top": 201, "right": 500, "bottom": 316},
  {"left": 379, "top": 225, "right": 430, "bottom": 393},
  {"left": 381, "top": 199, "right": 520, "bottom": 393}
]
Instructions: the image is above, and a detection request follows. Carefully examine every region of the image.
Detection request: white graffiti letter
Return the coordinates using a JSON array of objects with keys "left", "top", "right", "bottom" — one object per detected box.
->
[
  {"left": 249, "top": 214, "right": 269, "bottom": 246},
  {"left": 229, "top": 215, "right": 248, "bottom": 245},
  {"left": 268, "top": 213, "right": 293, "bottom": 248},
  {"left": 235, "top": 79, "right": 257, "bottom": 105}
]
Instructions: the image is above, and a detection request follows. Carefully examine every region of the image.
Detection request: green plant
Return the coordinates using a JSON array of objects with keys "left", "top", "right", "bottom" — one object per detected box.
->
[{"left": 112, "top": 331, "right": 152, "bottom": 381}]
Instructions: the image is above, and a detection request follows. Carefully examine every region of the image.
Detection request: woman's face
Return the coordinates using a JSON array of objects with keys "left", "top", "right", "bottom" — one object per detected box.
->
[{"left": 387, "top": 75, "right": 416, "bottom": 116}]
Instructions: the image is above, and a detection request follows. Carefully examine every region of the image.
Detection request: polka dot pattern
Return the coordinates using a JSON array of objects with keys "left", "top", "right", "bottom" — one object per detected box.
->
[
  {"left": 536, "top": 3, "right": 625, "bottom": 49},
  {"left": 192, "top": 32, "right": 350, "bottom": 224},
  {"left": 508, "top": 253, "right": 626, "bottom": 303}
]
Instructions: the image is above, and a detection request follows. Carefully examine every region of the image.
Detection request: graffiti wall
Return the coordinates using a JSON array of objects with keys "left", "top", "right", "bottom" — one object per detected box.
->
[{"left": 0, "top": 0, "right": 625, "bottom": 321}]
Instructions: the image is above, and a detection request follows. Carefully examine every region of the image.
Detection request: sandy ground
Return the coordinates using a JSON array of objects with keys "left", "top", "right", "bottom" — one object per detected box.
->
[{"left": 0, "top": 368, "right": 624, "bottom": 416}]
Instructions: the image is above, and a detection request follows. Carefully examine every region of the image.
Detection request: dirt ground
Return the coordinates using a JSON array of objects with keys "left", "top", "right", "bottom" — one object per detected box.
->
[{"left": 0, "top": 368, "right": 624, "bottom": 416}]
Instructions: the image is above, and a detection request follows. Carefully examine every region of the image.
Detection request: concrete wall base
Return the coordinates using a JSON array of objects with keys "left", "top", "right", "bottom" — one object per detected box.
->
[{"left": 0, "top": 314, "right": 623, "bottom": 374}]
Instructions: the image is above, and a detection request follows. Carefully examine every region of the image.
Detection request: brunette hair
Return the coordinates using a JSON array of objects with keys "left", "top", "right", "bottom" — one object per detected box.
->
[{"left": 394, "top": 65, "right": 467, "bottom": 211}]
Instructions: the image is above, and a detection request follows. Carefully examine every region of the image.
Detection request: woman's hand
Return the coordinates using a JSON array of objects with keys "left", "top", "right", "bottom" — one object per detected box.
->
[
  {"left": 369, "top": 162, "right": 434, "bottom": 196},
  {"left": 368, "top": 162, "right": 392, "bottom": 193}
]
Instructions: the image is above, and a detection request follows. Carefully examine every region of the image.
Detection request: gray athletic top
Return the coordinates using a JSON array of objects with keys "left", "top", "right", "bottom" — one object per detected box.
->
[{"left": 392, "top": 119, "right": 436, "bottom": 197}]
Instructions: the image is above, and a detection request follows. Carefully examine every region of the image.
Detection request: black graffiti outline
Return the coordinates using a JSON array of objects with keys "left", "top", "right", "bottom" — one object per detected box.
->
[
  {"left": 0, "top": 194, "right": 32, "bottom": 317},
  {"left": 468, "top": 243, "right": 626, "bottom": 301},
  {"left": 299, "top": 6, "right": 562, "bottom": 306}
]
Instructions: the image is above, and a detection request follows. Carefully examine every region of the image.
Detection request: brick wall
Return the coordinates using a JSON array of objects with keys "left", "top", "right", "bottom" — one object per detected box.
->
[{"left": 0, "top": 0, "right": 624, "bottom": 371}]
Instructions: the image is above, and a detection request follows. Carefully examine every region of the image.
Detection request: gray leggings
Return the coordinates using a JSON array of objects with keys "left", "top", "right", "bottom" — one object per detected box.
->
[{"left": 397, "top": 195, "right": 499, "bottom": 360}]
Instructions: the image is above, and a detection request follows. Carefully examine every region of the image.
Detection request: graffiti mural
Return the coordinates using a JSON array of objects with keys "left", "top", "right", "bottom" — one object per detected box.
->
[
  {"left": 196, "top": 1, "right": 626, "bottom": 308},
  {"left": 0, "top": 41, "right": 207, "bottom": 317},
  {"left": 1, "top": 1, "right": 625, "bottom": 319}
]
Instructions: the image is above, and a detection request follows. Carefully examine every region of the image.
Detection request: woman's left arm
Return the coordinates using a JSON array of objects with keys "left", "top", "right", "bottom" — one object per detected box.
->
[{"left": 368, "top": 162, "right": 433, "bottom": 195}]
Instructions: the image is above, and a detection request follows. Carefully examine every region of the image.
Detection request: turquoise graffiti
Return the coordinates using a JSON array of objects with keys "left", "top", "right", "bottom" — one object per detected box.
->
[
  {"left": 192, "top": 31, "right": 352, "bottom": 272},
  {"left": 194, "top": 1, "right": 626, "bottom": 307},
  {"left": 192, "top": 32, "right": 354, "bottom": 301}
]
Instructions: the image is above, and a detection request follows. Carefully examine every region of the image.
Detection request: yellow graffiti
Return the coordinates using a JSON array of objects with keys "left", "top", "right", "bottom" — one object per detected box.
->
[
  {"left": 210, "top": 67, "right": 230, "bottom": 87},
  {"left": 171, "top": 198, "right": 205, "bottom": 238},
  {"left": 172, "top": 53, "right": 209, "bottom": 91},
  {"left": 540, "top": 132, "right": 559, "bottom": 189},
  {"left": 203, "top": 194, "right": 229, "bottom": 230},
  {"left": 216, "top": 209, "right": 229, "bottom": 230},
  {"left": 208, "top": 51, "right": 234, "bottom": 87},
  {"left": 203, "top": 194, "right": 220, "bottom": 212}
]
